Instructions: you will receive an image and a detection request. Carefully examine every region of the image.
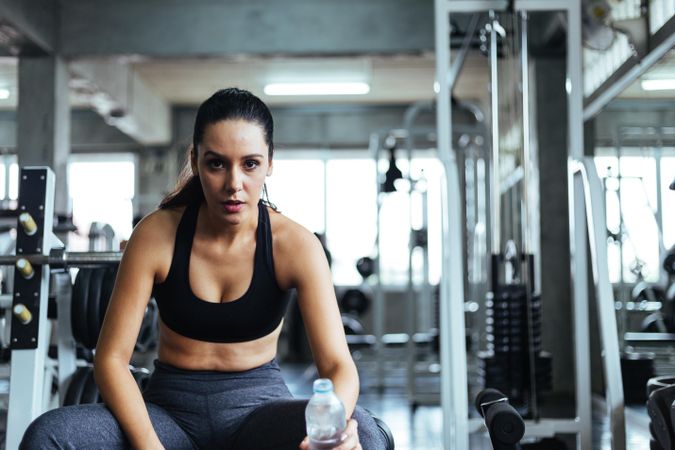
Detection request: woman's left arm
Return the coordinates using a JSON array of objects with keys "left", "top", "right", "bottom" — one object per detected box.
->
[{"left": 285, "top": 227, "right": 359, "bottom": 416}]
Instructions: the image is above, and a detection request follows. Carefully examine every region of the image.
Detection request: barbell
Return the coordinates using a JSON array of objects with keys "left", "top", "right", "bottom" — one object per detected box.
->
[
  {"left": 0, "top": 245, "right": 159, "bottom": 353},
  {"left": 0, "top": 250, "right": 122, "bottom": 269}
]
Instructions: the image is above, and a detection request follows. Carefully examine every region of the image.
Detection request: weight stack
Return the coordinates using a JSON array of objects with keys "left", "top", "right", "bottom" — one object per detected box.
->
[{"left": 479, "top": 284, "right": 553, "bottom": 414}]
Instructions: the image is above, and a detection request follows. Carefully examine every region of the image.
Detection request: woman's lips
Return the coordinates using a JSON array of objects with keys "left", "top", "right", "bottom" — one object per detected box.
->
[{"left": 222, "top": 201, "right": 244, "bottom": 213}]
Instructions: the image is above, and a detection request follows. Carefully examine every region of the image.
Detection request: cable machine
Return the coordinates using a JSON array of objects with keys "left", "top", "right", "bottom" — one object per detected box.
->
[{"left": 435, "top": 1, "right": 624, "bottom": 449}]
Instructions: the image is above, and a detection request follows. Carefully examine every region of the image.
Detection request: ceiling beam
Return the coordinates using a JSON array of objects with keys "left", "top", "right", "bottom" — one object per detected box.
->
[
  {"left": 0, "top": 109, "right": 138, "bottom": 150},
  {"left": 60, "top": 0, "right": 434, "bottom": 57},
  {"left": 0, "top": 0, "right": 56, "bottom": 55},
  {"left": 70, "top": 59, "right": 171, "bottom": 145}
]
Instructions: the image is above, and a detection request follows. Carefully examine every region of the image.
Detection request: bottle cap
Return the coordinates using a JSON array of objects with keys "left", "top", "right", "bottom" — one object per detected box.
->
[{"left": 313, "top": 378, "right": 333, "bottom": 394}]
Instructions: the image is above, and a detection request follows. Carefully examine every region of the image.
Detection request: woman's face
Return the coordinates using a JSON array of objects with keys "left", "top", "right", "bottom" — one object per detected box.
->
[{"left": 192, "top": 119, "right": 272, "bottom": 225}]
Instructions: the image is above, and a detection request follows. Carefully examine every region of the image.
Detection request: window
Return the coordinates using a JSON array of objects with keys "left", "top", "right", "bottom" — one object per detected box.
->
[
  {"left": 264, "top": 159, "right": 325, "bottom": 233},
  {"left": 0, "top": 155, "right": 19, "bottom": 203},
  {"left": 374, "top": 157, "right": 443, "bottom": 285},
  {"left": 268, "top": 153, "right": 442, "bottom": 286},
  {"left": 68, "top": 154, "right": 136, "bottom": 251},
  {"left": 326, "top": 159, "right": 377, "bottom": 285},
  {"left": 596, "top": 151, "right": 672, "bottom": 283},
  {"left": 661, "top": 156, "right": 675, "bottom": 250}
]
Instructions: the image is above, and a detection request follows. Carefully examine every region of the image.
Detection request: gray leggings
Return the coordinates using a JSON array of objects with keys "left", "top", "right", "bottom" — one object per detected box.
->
[{"left": 20, "top": 359, "right": 386, "bottom": 450}]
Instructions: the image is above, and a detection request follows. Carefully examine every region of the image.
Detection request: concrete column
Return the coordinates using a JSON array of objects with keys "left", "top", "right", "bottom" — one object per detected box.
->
[
  {"left": 534, "top": 57, "right": 574, "bottom": 394},
  {"left": 136, "top": 146, "right": 180, "bottom": 216},
  {"left": 17, "top": 56, "right": 71, "bottom": 215}
]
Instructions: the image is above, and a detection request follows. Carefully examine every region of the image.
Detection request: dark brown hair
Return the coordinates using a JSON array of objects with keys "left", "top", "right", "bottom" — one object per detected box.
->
[{"left": 160, "top": 88, "right": 276, "bottom": 209}]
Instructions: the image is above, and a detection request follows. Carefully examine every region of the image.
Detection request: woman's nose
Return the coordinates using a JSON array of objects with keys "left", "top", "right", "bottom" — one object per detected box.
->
[{"left": 225, "top": 169, "right": 243, "bottom": 193}]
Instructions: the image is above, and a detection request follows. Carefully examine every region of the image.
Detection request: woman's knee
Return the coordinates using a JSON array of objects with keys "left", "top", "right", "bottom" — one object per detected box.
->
[
  {"left": 20, "top": 408, "right": 69, "bottom": 449},
  {"left": 351, "top": 406, "right": 391, "bottom": 450},
  {"left": 19, "top": 404, "right": 125, "bottom": 450}
]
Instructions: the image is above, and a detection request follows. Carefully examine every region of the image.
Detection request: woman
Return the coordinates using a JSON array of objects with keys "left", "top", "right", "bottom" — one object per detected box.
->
[{"left": 21, "top": 88, "right": 386, "bottom": 449}]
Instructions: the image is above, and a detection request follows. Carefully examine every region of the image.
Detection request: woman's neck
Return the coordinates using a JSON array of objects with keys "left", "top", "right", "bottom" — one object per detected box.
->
[{"left": 197, "top": 203, "right": 258, "bottom": 246}]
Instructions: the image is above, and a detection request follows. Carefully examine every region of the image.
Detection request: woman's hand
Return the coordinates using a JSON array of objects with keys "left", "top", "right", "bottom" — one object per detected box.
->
[{"left": 299, "top": 419, "right": 361, "bottom": 450}]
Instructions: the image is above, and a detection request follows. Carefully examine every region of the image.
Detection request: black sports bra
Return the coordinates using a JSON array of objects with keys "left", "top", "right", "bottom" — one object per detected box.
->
[{"left": 152, "top": 201, "right": 290, "bottom": 343}]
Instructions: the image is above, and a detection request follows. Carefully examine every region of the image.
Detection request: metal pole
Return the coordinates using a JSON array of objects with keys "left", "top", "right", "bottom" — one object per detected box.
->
[
  {"left": 53, "top": 273, "right": 76, "bottom": 405},
  {"left": 578, "top": 160, "right": 626, "bottom": 450},
  {"left": 434, "top": 3, "right": 456, "bottom": 446},
  {"left": 435, "top": 1, "right": 469, "bottom": 448},
  {"left": 520, "top": 12, "right": 532, "bottom": 257},
  {"left": 0, "top": 252, "right": 123, "bottom": 267},
  {"left": 617, "top": 137, "right": 625, "bottom": 292},
  {"left": 519, "top": 9, "right": 540, "bottom": 421},
  {"left": 654, "top": 140, "right": 665, "bottom": 283},
  {"left": 449, "top": 14, "right": 481, "bottom": 92},
  {"left": 489, "top": 10, "right": 501, "bottom": 254},
  {"left": 567, "top": 0, "right": 593, "bottom": 446},
  {"left": 369, "top": 132, "right": 385, "bottom": 391},
  {"left": 421, "top": 184, "right": 431, "bottom": 334},
  {"left": 406, "top": 136, "right": 416, "bottom": 404},
  {"left": 569, "top": 163, "right": 594, "bottom": 450}
]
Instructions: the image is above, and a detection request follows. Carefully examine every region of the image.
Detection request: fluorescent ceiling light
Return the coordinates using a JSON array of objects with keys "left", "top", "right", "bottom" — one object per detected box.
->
[
  {"left": 264, "top": 82, "right": 370, "bottom": 96},
  {"left": 641, "top": 79, "right": 675, "bottom": 91},
  {"left": 0, "top": 89, "right": 10, "bottom": 100}
]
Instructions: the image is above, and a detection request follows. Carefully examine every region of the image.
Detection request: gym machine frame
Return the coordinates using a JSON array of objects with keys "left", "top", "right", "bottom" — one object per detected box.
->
[
  {"left": 435, "top": 1, "right": 625, "bottom": 450},
  {"left": 368, "top": 118, "right": 484, "bottom": 403},
  {"left": 2, "top": 167, "right": 122, "bottom": 450},
  {"left": 368, "top": 127, "right": 437, "bottom": 395},
  {"left": 401, "top": 101, "right": 488, "bottom": 409}
]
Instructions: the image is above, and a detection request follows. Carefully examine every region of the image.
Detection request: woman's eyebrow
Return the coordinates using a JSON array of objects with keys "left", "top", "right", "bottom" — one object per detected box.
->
[{"left": 203, "top": 150, "right": 264, "bottom": 159}]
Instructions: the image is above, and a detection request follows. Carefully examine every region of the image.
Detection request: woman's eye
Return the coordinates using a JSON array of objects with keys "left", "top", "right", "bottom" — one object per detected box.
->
[
  {"left": 244, "top": 160, "right": 260, "bottom": 169},
  {"left": 208, "top": 160, "right": 224, "bottom": 169}
]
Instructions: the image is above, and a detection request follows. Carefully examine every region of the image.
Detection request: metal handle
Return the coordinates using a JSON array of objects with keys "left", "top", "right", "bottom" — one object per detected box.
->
[{"left": 0, "top": 251, "right": 122, "bottom": 268}]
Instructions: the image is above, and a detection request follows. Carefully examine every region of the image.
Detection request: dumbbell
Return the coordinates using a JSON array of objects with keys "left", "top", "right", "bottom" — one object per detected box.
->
[
  {"left": 339, "top": 288, "right": 371, "bottom": 316},
  {"left": 355, "top": 257, "right": 375, "bottom": 279}
]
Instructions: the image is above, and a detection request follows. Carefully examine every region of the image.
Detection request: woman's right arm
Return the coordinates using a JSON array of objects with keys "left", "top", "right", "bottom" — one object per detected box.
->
[{"left": 93, "top": 212, "right": 171, "bottom": 450}]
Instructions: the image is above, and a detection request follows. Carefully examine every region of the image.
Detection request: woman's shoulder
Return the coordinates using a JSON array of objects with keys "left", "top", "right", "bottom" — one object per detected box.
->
[
  {"left": 267, "top": 207, "right": 324, "bottom": 258},
  {"left": 129, "top": 206, "right": 187, "bottom": 246}
]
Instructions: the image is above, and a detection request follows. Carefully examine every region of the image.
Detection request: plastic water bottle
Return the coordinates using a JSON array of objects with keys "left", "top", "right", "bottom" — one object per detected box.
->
[{"left": 305, "top": 378, "right": 346, "bottom": 450}]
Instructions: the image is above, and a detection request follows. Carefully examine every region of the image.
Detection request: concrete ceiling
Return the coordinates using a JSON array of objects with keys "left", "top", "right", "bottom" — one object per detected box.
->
[
  {"left": 0, "top": 53, "right": 491, "bottom": 109},
  {"left": 619, "top": 49, "right": 675, "bottom": 99},
  {"left": 130, "top": 53, "right": 489, "bottom": 107},
  {"left": 0, "top": 0, "right": 672, "bottom": 116},
  {"left": 0, "top": 50, "right": 671, "bottom": 111}
]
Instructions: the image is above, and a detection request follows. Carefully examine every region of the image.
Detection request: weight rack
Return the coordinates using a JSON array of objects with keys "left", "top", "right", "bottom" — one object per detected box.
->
[{"left": 1, "top": 167, "right": 122, "bottom": 450}]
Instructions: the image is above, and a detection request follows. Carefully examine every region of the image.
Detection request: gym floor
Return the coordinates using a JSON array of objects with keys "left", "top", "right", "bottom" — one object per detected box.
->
[{"left": 280, "top": 361, "right": 653, "bottom": 450}]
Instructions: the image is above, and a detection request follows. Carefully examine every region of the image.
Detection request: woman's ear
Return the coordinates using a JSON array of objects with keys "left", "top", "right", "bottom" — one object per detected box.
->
[{"left": 266, "top": 159, "right": 273, "bottom": 177}]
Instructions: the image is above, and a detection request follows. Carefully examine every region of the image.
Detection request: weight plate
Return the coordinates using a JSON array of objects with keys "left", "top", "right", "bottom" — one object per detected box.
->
[
  {"left": 86, "top": 268, "right": 106, "bottom": 349},
  {"left": 100, "top": 266, "right": 118, "bottom": 325},
  {"left": 80, "top": 367, "right": 100, "bottom": 404},
  {"left": 71, "top": 269, "right": 92, "bottom": 347},
  {"left": 64, "top": 366, "right": 90, "bottom": 406}
]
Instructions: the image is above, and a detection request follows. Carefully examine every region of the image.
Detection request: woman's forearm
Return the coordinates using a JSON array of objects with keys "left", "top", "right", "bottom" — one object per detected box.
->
[
  {"left": 93, "top": 357, "right": 163, "bottom": 450},
  {"left": 321, "top": 361, "right": 359, "bottom": 418}
]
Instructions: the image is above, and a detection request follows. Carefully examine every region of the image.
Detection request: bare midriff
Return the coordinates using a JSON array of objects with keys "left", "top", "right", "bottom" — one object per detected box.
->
[{"left": 156, "top": 319, "right": 283, "bottom": 372}]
